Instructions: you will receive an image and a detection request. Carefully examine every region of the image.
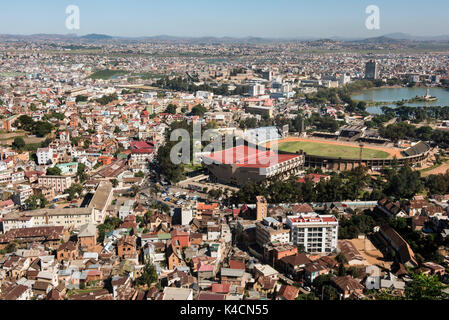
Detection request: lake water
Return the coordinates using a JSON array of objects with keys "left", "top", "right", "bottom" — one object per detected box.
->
[{"left": 351, "top": 87, "right": 449, "bottom": 114}]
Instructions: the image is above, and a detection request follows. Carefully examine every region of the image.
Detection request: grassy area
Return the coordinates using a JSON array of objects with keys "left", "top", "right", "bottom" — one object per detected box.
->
[
  {"left": 89, "top": 69, "right": 129, "bottom": 80},
  {"left": 184, "top": 163, "right": 203, "bottom": 172},
  {"left": 278, "top": 141, "right": 390, "bottom": 159},
  {"left": 66, "top": 287, "right": 103, "bottom": 296},
  {"left": 0, "top": 72, "right": 26, "bottom": 77}
]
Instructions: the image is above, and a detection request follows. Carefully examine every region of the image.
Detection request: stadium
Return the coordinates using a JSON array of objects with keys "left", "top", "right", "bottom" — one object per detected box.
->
[
  {"left": 266, "top": 136, "right": 431, "bottom": 171},
  {"left": 201, "top": 127, "right": 431, "bottom": 186}
]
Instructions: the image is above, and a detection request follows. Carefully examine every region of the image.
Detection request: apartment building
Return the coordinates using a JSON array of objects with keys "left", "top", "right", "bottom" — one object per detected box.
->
[
  {"left": 12, "top": 185, "right": 33, "bottom": 206},
  {"left": 286, "top": 213, "right": 338, "bottom": 254},
  {"left": 36, "top": 148, "right": 54, "bottom": 165},
  {"left": 38, "top": 175, "right": 73, "bottom": 193},
  {"left": 2, "top": 207, "right": 95, "bottom": 232},
  {"left": 255, "top": 217, "right": 290, "bottom": 247}
]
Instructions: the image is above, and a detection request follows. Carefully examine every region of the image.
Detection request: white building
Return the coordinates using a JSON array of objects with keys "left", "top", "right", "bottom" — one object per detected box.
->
[
  {"left": 37, "top": 148, "right": 54, "bottom": 165},
  {"left": 1, "top": 207, "right": 95, "bottom": 232},
  {"left": 12, "top": 185, "right": 34, "bottom": 206},
  {"left": 286, "top": 213, "right": 338, "bottom": 254},
  {"left": 249, "top": 84, "right": 265, "bottom": 96},
  {"left": 119, "top": 200, "right": 134, "bottom": 220}
]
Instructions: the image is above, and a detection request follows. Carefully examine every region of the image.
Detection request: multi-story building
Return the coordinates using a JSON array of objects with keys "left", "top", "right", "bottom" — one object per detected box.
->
[
  {"left": 38, "top": 175, "right": 73, "bottom": 193},
  {"left": 286, "top": 213, "right": 338, "bottom": 254},
  {"left": 255, "top": 217, "right": 290, "bottom": 247},
  {"left": 36, "top": 148, "right": 54, "bottom": 165},
  {"left": 204, "top": 145, "right": 304, "bottom": 187},
  {"left": 56, "top": 162, "right": 78, "bottom": 175},
  {"left": 365, "top": 60, "right": 379, "bottom": 80},
  {"left": 249, "top": 84, "right": 265, "bottom": 96},
  {"left": 130, "top": 141, "right": 155, "bottom": 165},
  {"left": 1, "top": 207, "right": 95, "bottom": 232},
  {"left": 88, "top": 181, "right": 114, "bottom": 224},
  {"left": 12, "top": 185, "right": 33, "bottom": 207}
]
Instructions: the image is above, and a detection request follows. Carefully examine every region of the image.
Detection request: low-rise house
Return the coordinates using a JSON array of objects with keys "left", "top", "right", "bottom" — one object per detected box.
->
[
  {"left": 253, "top": 275, "right": 276, "bottom": 296},
  {"left": 117, "top": 235, "right": 137, "bottom": 259},
  {"left": 304, "top": 259, "right": 331, "bottom": 284},
  {"left": 197, "top": 292, "right": 226, "bottom": 300},
  {"left": 278, "top": 253, "right": 311, "bottom": 280},
  {"left": 111, "top": 275, "right": 133, "bottom": 300},
  {"left": 0, "top": 226, "right": 67, "bottom": 250},
  {"left": 365, "top": 265, "right": 381, "bottom": 290},
  {"left": 378, "top": 226, "right": 418, "bottom": 268},
  {"left": 331, "top": 275, "right": 365, "bottom": 299},
  {"left": 377, "top": 199, "right": 407, "bottom": 218},
  {"left": 78, "top": 224, "right": 97, "bottom": 252},
  {"left": 338, "top": 240, "right": 365, "bottom": 265},
  {"left": 221, "top": 268, "right": 246, "bottom": 287},
  {"left": 276, "top": 284, "right": 299, "bottom": 300},
  {"left": 380, "top": 272, "right": 405, "bottom": 292},
  {"left": 143, "top": 242, "right": 166, "bottom": 265},
  {"left": 0, "top": 284, "right": 32, "bottom": 300},
  {"left": 253, "top": 263, "right": 279, "bottom": 281},
  {"left": 421, "top": 262, "right": 445, "bottom": 276},
  {"left": 166, "top": 244, "right": 183, "bottom": 270},
  {"left": 57, "top": 241, "right": 78, "bottom": 262},
  {"left": 162, "top": 287, "right": 193, "bottom": 300}
]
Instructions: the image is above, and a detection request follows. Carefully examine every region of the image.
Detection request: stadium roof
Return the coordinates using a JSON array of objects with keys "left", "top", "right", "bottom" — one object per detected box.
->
[{"left": 203, "top": 145, "right": 300, "bottom": 169}]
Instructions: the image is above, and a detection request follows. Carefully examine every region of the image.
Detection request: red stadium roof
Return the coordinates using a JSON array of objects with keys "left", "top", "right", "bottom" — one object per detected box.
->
[{"left": 203, "top": 145, "right": 299, "bottom": 169}]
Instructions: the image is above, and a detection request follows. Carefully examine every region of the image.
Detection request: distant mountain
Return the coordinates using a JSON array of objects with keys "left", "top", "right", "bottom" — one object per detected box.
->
[
  {"left": 350, "top": 36, "right": 407, "bottom": 44},
  {"left": 0, "top": 32, "right": 448, "bottom": 43},
  {"left": 382, "top": 33, "right": 449, "bottom": 41},
  {"left": 80, "top": 34, "right": 114, "bottom": 40}
]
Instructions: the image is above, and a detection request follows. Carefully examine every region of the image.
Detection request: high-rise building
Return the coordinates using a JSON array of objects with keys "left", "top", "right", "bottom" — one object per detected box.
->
[
  {"left": 256, "top": 196, "right": 267, "bottom": 221},
  {"left": 286, "top": 213, "right": 338, "bottom": 254},
  {"left": 249, "top": 84, "right": 265, "bottom": 96},
  {"left": 365, "top": 60, "right": 379, "bottom": 80}
]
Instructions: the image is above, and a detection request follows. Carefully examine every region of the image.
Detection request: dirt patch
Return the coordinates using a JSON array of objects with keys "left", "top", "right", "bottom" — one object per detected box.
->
[
  {"left": 348, "top": 238, "right": 392, "bottom": 269},
  {"left": 421, "top": 162, "right": 449, "bottom": 177}
]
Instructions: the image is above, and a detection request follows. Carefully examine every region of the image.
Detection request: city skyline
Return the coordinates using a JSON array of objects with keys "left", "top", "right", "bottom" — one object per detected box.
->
[{"left": 0, "top": 0, "right": 448, "bottom": 38}]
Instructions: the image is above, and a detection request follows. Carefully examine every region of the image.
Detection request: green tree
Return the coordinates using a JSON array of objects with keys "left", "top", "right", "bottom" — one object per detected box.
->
[
  {"left": 25, "top": 195, "right": 48, "bottom": 210},
  {"left": 12, "top": 137, "right": 26, "bottom": 151},
  {"left": 65, "top": 184, "right": 83, "bottom": 201},
  {"left": 165, "top": 104, "right": 177, "bottom": 114},
  {"left": 46, "top": 167, "right": 62, "bottom": 176},
  {"left": 33, "top": 121, "right": 53, "bottom": 137},
  {"left": 97, "top": 217, "right": 123, "bottom": 242},
  {"left": 135, "top": 171, "right": 145, "bottom": 178},
  {"left": 136, "top": 262, "right": 158, "bottom": 287},
  {"left": 111, "top": 179, "right": 119, "bottom": 188},
  {"left": 405, "top": 272, "right": 446, "bottom": 300},
  {"left": 190, "top": 104, "right": 207, "bottom": 117},
  {"left": 76, "top": 163, "right": 88, "bottom": 183},
  {"left": 130, "top": 185, "right": 140, "bottom": 197}
]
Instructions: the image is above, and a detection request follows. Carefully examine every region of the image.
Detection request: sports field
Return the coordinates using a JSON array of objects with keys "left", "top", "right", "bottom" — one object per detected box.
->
[{"left": 269, "top": 138, "right": 395, "bottom": 159}]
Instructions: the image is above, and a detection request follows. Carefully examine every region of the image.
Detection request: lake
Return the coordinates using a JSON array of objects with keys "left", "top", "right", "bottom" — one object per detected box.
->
[{"left": 351, "top": 87, "right": 449, "bottom": 114}]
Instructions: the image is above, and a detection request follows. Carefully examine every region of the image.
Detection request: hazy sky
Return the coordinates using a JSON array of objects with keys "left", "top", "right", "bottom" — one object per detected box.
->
[{"left": 0, "top": 0, "right": 448, "bottom": 38}]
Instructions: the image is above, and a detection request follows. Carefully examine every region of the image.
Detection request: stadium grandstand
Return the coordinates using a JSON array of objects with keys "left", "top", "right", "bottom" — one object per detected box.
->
[
  {"left": 202, "top": 145, "right": 304, "bottom": 187},
  {"left": 242, "top": 126, "right": 284, "bottom": 146}
]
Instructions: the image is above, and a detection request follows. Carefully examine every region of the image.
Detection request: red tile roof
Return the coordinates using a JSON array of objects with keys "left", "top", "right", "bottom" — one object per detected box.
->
[{"left": 204, "top": 145, "right": 300, "bottom": 169}]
